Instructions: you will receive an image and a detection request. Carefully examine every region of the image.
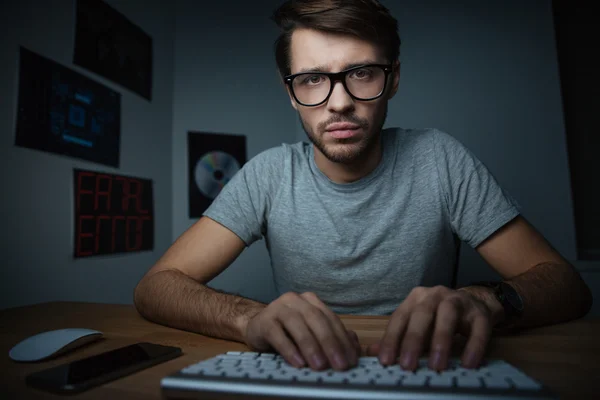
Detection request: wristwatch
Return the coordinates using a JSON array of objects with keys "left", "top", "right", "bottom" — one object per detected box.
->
[{"left": 470, "top": 281, "right": 524, "bottom": 321}]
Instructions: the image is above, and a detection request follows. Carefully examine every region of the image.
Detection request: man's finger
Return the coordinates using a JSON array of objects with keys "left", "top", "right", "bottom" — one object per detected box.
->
[
  {"left": 461, "top": 313, "right": 491, "bottom": 368},
  {"left": 301, "top": 293, "right": 358, "bottom": 367},
  {"left": 347, "top": 329, "right": 362, "bottom": 356},
  {"left": 278, "top": 309, "right": 328, "bottom": 370},
  {"left": 263, "top": 319, "right": 306, "bottom": 368},
  {"left": 377, "top": 309, "right": 409, "bottom": 365},
  {"left": 429, "top": 296, "right": 462, "bottom": 371},
  {"left": 398, "top": 304, "right": 436, "bottom": 371},
  {"left": 292, "top": 297, "right": 350, "bottom": 371}
]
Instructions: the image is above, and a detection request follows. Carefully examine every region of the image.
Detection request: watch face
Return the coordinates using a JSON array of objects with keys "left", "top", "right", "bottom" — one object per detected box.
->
[{"left": 501, "top": 282, "right": 524, "bottom": 312}]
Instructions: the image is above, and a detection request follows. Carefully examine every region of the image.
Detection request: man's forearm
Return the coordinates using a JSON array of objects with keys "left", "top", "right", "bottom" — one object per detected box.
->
[
  {"left": 134, "top": 268, "right": 266, "bottom": 343},
  {"left": 462, "top": 262, "right": 593, "bottom": 331}
]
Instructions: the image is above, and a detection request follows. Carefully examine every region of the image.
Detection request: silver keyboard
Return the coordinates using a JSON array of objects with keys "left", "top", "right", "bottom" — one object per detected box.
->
[{"left": 161, "top": 351, "right": 557, "bottom": 399}]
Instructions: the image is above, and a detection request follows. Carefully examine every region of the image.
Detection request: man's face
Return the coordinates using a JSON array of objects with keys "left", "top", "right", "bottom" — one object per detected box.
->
[{"left": 287, "top": 29, "right": 399, "bottom": 165}]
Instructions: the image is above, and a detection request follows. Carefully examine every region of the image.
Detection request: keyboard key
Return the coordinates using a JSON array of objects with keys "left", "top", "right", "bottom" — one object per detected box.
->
[
  {"left": 225, "top": 369, "right": 248, "bottom": 378},
  {"left": 415, "top": 367, "right": 439, "bottom": 377},
  {"left": 456, "top": 376, "right": 482, "bottom": 388},
  {"left": 402, "top": 375, "right": 427, "bottom": 386},
  {"left": 181, "top": 364, "right": 203, "bottom": 375},
  {"left": 296, "top": 373, "right": 321, "bottom": 382},
  {"left": 509, "top": 375, "right": 542, "bottom": 390},
  {"left": 202, "top": 369, "right": 224, "bottom": 377},
  {"left": 428, "top": 375, "right": 454, "bottom": 387},
  {"left": 348, "top": 375, "right": 373, "bottom": 385},
  {"left": 270, "top": 370, "right": 295, "bottom": 381},
  {"left": 217, "top": 354, "right": 241, "bottom": 360},
  {"left": 483, "top": 376, "right": 511, "bottom": 389},
  {"left": 373, "top": 374, "right": 399, "bottom": 385},
  {"left": 322, "top": 373, "right": 347, "bottom": 383}
]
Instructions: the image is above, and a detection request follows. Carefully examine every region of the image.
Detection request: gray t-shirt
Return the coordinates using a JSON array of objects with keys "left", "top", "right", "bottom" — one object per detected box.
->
[{"left": 203, "top": 128, "right": 520, "bottom": 315}]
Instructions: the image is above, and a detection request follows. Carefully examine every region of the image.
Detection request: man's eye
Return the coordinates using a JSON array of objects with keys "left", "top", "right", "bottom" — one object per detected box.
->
[
  {"left": 350, "top": 69, "right": 372, "bottom": 79},
  {"left": 302, "top": 75, "right": 324, "bottom": 85}
]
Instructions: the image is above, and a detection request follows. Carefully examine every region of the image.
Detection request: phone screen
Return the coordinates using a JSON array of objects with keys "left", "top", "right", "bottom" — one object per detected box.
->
[{"left": 26, "top": 342, "right": 181, "bottom": 393}]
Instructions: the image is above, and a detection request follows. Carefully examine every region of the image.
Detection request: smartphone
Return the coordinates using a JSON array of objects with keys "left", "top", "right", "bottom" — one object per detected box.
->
[{"left": 25, "top": 342, "right": 182, "bottom": 394}]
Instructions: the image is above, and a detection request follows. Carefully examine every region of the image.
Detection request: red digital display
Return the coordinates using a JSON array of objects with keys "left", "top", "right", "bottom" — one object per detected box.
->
[{"left": 74, "top": 168, "right": 153, "bottom": 257}]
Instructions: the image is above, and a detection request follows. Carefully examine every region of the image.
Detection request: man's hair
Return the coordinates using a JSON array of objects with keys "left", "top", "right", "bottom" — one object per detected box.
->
[{"left": 271, "top": 0, "right": 401, "bottom": 77}]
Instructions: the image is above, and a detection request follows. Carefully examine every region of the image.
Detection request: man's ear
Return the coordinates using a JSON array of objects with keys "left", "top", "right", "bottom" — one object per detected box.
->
[
  {"left": 285, "top": 85, "right": 299, "bottom": 110},
  {"left": 387, "top": 60, "right": 401, "bottom": 99}
]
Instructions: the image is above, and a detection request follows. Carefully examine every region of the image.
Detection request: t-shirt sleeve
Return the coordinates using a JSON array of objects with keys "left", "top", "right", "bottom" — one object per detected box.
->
[
  {"left": 201, "top": 146, "right": 284, "bottom": 246},
  {"left": 432, "top": 129, "right": 521, "bottom": 248}
]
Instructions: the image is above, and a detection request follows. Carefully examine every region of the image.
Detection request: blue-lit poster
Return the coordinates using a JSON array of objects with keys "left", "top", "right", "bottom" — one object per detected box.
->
[{"left": 15, "top": 47, "right": 121, "bottom": 168}]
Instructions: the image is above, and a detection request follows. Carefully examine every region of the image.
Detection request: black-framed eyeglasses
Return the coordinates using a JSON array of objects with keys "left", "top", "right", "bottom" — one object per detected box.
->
[{"left": 284, "top": 64, "right": 394, "bottom": 107}]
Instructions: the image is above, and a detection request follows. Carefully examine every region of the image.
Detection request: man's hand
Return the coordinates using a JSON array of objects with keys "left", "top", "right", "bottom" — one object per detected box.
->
[
  {"left": 244, "top": 292, "right": 360, "bottom": 371},
  {"left": 368, "top": 286, "right": 500, "bottom": 371}
]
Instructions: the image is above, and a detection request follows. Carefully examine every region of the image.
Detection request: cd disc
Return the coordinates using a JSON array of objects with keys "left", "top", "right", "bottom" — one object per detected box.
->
[{"left": 194, "top": 151, "right": 241, "bottom": 199}]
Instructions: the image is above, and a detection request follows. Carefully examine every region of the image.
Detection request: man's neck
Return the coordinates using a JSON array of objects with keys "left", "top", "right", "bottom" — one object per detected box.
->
[{"left": 313, "top": 136, "right": 383, "bottom": 184}]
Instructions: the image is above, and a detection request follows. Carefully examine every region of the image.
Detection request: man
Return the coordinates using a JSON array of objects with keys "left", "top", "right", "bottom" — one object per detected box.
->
[{"left": 134, "top": 0, "right": 592, "bottom": 373}]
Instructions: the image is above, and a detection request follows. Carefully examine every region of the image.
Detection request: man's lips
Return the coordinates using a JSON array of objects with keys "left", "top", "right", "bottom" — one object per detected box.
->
[{"left": 325, "top": 123, "right": 361, "bottom": 139}]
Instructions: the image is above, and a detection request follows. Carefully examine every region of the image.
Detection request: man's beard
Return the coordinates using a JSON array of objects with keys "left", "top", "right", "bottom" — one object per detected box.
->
[{"left": 300, "top": 105, "right": 388, "bottom": 165}]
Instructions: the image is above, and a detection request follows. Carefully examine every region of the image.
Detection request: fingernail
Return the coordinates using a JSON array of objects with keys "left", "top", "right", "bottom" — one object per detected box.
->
[
  {"left": 464, "top": 352, "right": 478, "bottom": 367},
  {"left": 333, "top": 352, "right": 347, "bottom": 369},
  {"left": 379, "top": 351, "right": 393, "bottom": 365},
  {"left": 292, "top": 353, "right": 306, "bottom": 367},
  {"left": 400, "top": 351, "right": 415, "bottom": 368},
  {"left": 311, "top": 354, "right": 325, "bottom": 369},
  {"left": 431, "top": 351, "right": 442, "bottom": 368}
]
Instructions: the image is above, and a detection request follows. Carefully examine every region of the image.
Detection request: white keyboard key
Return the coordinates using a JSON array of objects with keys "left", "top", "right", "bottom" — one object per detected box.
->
[
  {"left": 509, "top": 375, "right": 542, "bottom": 390},
  {"left": 225, "top": 369, "right": 248, "bottom": 378},
  {"left": 259, "top": 353, "right": 276, "bottom": 359},
  {"left": 386, "top": 365, "right": 414, "bottom": 375},
  {"left": 181, "top": 364, "right": 203, "bottom": 375},
  {"left": 217, "top": 354, "right": 241, "bottom": 359},
  {"left": 219, "top": 360, "right": 240, "bottom": 367},
  {"left": 483, "top": 376, "right": 511, "bottom": 389},
  {"left": 321, "top": 373, "right": 347, "bottom": 383},
  {"left": 202, "top": 369, "right": 224, "bottom": 377},
  {"left": 348, "top": 375, "right": 373, "bottom": 385},
  {"left": 428, "top": 375, "right": 454, "bottom": 387},
  {"left": 247, "top": 370, "right": 272, "bottom": 379},
  {"left": 196, "top": 359, "right": 220, "bottom": 367},
  {"left": 270, "top": 370, "right": 295, "bottom": 381},
  {"left": 296, "top": 373, "right": 321, "bottom": 382},
  {"left": 373, "top": 374, "right": 399, "bottom": 385},
  {"left": 415, "top": 367, "right": 439, "bottom": 377},
  {"left": 226, "top": 351, "right": 242, "bottom": 355},
  {"left": 402, "top": 375, "right": 427, "bottom": 386},
  {"left": 456, "top": 376, "right": 482, "bottom": 388}
]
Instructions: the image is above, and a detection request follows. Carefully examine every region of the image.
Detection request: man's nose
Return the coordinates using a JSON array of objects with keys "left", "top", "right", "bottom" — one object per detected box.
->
[{"left": 327, "top": 81, "right": 354, "bottom": 113}]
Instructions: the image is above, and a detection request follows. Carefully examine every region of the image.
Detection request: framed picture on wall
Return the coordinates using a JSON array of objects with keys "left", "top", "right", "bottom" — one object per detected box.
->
[
  {"left": 188, "top": 131, "right": 247, "bottom": 218},
  {"left": 73, "top": 0, "right": 153, "bottom": 101}
]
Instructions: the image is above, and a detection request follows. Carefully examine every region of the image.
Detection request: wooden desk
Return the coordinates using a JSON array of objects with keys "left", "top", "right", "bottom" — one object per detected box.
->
[{"left": 1, "top": 302, "right": 599, "bottom": 399}]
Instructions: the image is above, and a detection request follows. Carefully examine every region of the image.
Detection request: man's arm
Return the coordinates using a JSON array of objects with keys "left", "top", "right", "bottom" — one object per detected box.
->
[
  {"left": 371, "top": 215, "right": 593, "bottom": 371},
  {"left": 134, "top": 216, "right": 360, "bottom": 370},
  {"left": 133, "top": 216, "right": 265, "bottom": 342},
  {"left": 463, "top": 215, "right": 593, "bottom": 330}
]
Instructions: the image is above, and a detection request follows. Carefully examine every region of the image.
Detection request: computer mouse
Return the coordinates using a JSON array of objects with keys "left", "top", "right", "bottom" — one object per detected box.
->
[{"left": 9, "top": 328, "right": 103, "bottom": 362}]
